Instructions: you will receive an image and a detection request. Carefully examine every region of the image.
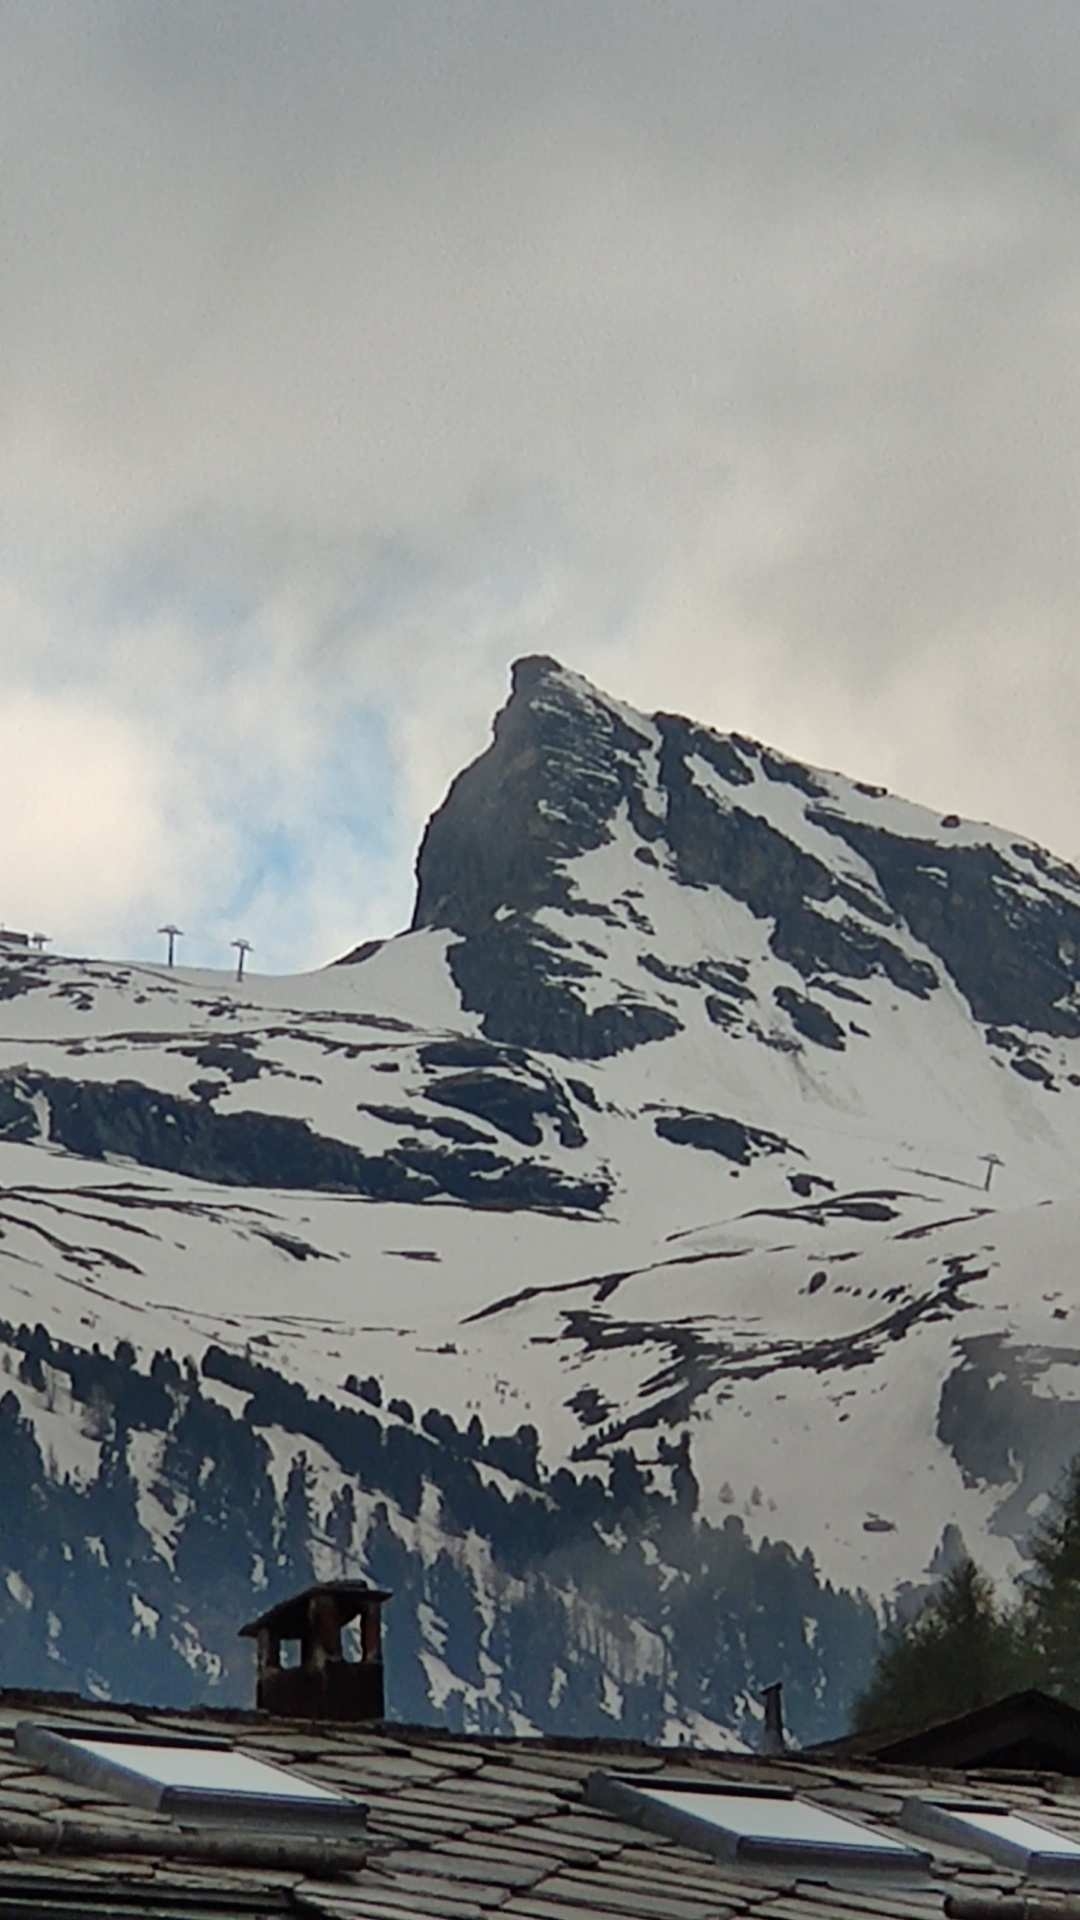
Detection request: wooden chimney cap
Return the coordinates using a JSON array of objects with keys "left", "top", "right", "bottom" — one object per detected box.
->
[{"left": 239, "top": 1582, "right": 391, "bottom": 1641}]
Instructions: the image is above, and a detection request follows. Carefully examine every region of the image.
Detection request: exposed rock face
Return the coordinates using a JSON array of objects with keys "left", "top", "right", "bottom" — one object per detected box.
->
[
  {"left": 650, "top": 1109, "right": 794, "bottom": 1163},
  {"left": 814, "top": 819, "right": 1080, "bottom": 1035},
  {"left": 410, "top": 655, "right": 1080, "bottom": 1059},
  {"left": 413, "top": 655, "right": 659, "bottom": 930},
  {"left": 411, "top": 657, "right": 679, "bottom": 1055},
  {"left": 0, "top": 1069, "right": 610, "bottom": 1214}
]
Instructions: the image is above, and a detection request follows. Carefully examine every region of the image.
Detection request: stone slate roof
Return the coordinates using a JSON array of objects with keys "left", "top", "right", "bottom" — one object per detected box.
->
[
  {"left": 810, "top": 1687, "right": 1080, "bottom": 1774},
  {"left": 1, "top": 1689, "right": 1080, "bottom": 1916}
]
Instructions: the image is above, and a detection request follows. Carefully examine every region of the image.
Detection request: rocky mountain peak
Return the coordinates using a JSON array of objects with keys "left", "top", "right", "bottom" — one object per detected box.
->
[
  {"left": 409, "top": 656, "right": 1080, "bottom": 1065},
  {"left": 411, "top": 655, "right": 649, "bottom": 934},
  {"left": 410, "top": 656, "right": 681, "bottom": 1055}
]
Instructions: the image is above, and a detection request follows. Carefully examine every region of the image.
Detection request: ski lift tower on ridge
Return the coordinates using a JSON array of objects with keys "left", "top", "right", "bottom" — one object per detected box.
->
[
  {"left": 980, "top": 1151, "right": 1004, "bottom": 1193},
  {"left": 232, "top": 938, "right": 252, "bottom": 983},
  {"left": 158, "top": 924, "right": 183, "bottom": 968}
]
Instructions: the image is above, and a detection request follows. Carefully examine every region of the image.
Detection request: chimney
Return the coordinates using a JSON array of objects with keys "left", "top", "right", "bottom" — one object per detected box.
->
[
  {"left": 760, "top": 1681, "right": 787, "bottom": 1756},
  {"left": 239, "top": 1582, "right": 391, "bottom": 1722}
]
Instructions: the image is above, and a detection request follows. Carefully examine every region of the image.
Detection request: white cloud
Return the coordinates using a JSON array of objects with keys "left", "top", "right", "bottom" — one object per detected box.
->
[
  {"left": 0, "top": 688, "right": 172, "bottom": 943},
  {"left": 4, "top": 1, "right": 1080, "bottom": 966}
]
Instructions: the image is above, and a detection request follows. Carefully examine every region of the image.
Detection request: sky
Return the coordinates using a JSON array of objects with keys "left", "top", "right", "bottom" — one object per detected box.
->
[{"left": 5, "top": 0, "right": 1080, "bottom": 972}]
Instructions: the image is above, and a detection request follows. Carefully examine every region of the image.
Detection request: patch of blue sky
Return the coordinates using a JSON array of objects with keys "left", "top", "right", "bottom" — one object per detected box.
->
[
  {"left": 304, "top": 702, "right": 403, "bottom": 855},
  {"left": 173, "top": 700, "right": 405, "bottom": 971},
  {"left": 224, "top": 824, "right": 305, "bottom": 916}
]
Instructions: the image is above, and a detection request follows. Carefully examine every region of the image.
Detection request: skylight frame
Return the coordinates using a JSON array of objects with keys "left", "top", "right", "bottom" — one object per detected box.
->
[
  {"left": 15, "top": 1722, "right": 367, "bottom": 1835},
  {"left": 901, "top": 1795, "right": 1080, "bottom": 1885},
  {"left": 587, "top": 1773, "right": 930, "bottom": 1875}
]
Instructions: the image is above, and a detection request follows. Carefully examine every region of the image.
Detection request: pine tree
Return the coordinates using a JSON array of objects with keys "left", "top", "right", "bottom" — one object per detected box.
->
[
  {"left": 326, "top": 1484, "right": 358, "bottom": 1574},
  {"left": 853, "top": 1558, "right": 1027, "bottom": 1732},
  {"left": 275, "top": 1452, "right": 317, "bottom": 1588},
  {"left": 1022, "top": 1455, "right": 1080, "bottom": 1699}
]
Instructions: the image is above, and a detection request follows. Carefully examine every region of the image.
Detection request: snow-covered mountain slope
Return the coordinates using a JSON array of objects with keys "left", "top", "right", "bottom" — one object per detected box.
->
[{"left": 4, "top": 655, "right": 1080, "bottom": 1725}]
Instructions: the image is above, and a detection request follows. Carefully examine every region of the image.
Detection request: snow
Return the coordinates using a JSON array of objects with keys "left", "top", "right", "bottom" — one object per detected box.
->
[
  {"left": 10, "top": 1361, "right": 104, "bottom": 1486},
  {"left": 5, "top": 661, "right": 1080, "bottom": 1622},
  {"left": 661, "top": 1708, "right": 748, "bottom": 1752},
  {"left": 128, "top": 1431, "right": 180, "bottom": 1569},
  {"left": 686, "top": 753, "right": 890, "bottom": 906},
  {"left": 131, "top": 1595, "right": 161, "bottom": 1638},
  {"left": 599, "top": 1673, "right": 623, "bottom": 1720}
]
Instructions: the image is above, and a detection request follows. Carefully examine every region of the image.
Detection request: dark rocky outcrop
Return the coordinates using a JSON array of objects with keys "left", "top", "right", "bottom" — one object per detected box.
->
[
  {"left": 810, "top": 815, "right": 1080, "bottom": 1037},
  {"left": 0, "top": 1074, "right": 608, "bottom": 1215},
  {"left": 396, "top": 658, "right": 955, "bottom": 1057},
  {"left": 425, "top": 1069, "right": 587, "bottom": 1149},
  {"left": 937, "top": 1333, "right": 1080, "bottom": 1546},
  {"left": 445, "top": 917, "right": 681, "bottom": 1059},
  {"left": 409, "top": 658, "right": 683, "bottom": 1056},
  {"left": 394, "top": 655, "right": 1080, "bottom": 1059},
  {"left": 773, "top": 986, "right": 847, "bottom": 1051},
  {"left": 412, "top": 655, "right": 661, "bottom": 934},
  {"left": 357, "top": 1102, "right": 494, "bottom": 1144},
  {"left": 0, "top": 1080, "right": 38, "bottom": 1143},
  {"left": 652, "top": 1110, "right": 794, "bottom": 1164}
]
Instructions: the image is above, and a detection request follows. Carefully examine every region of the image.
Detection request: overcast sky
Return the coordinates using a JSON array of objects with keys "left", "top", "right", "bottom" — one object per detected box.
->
[{"left": 5, "top": 0, "right": 1080, "bottom": 971}]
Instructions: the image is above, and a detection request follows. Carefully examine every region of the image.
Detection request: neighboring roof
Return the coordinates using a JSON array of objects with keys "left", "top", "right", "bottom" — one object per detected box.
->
[
  {"left": 239, "top": 1582, "right": 392, "bottom": 1639},
  {"left": 3, "top": 1688, "right": 1080, "bottom": 1917},
  {"left": 812, "top": 1688, "right": 1080, "bottom": 1774}
]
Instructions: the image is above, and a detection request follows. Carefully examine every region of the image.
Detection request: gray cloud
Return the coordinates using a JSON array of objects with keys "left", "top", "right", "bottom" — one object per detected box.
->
[{"left": 3, "top": 1, "right": 1080, "bottom": 965}]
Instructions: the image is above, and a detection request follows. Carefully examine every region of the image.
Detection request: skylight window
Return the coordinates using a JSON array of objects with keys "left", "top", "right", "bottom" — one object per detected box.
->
[
  {"left": 587, "top": 1774, "right": 928, "bottom": 1873},
  {"left": 902, "top": 1797, "right": 1080, "bottom": 1884},
  {"left": 15, "top": 1723, "right": 366, "bottom": 1834}
]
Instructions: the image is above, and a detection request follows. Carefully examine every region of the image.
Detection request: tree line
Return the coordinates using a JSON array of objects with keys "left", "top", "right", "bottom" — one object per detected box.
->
[
  {"left": 0, "top": 1317, "right": 880, "bottom": 1741},
  {"left": 856, "top": 1455, "right": 1080, "bottom": 1730}
]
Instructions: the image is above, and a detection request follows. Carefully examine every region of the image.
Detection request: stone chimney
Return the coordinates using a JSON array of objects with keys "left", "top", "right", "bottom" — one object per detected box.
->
[{"left": 240, "top": 1582, "right": 391, "bottom": 1722}]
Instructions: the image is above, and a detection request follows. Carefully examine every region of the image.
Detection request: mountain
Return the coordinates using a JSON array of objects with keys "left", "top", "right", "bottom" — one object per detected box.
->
[{"left": 3, "top": 654, "right": 1080, "bottom": 1740}]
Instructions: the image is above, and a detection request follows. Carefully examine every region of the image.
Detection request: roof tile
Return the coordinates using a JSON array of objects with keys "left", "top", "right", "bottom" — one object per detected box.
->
[{"left": 8, "top": 1689, "right": 1080, "bottom": 1917}]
